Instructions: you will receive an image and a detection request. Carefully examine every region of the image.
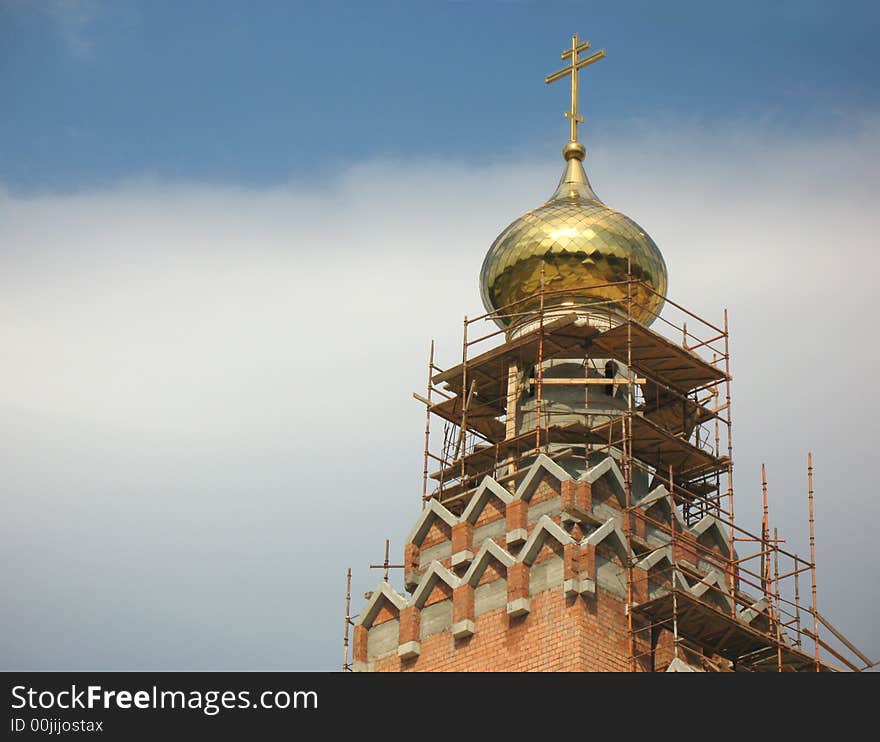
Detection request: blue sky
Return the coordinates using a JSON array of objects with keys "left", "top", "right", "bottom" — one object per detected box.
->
[
  {"left": 1, "top": 2, "right": 878, "bottom": 671},
  {"left": 2, "top": 1, "right": 879, "bottom": 191}
]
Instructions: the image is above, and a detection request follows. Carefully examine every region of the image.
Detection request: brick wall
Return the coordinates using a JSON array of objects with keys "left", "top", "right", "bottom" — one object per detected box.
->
[
  {"left": 372, "top": 584, "right": 634, "bottom": 672},
  {"left": 356, "top": 454, "right": 733, "bottom": 673}
]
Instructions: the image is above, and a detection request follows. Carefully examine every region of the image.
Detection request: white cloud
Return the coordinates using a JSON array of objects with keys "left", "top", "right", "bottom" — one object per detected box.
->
[{"left": 1, "top": 117, "right": 878, "bottom": 669}]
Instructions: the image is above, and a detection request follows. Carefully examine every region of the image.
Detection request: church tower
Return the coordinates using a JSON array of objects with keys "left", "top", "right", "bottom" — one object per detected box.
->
[{"left": 347, "top": 34, "right": 861, "bottom": 673}]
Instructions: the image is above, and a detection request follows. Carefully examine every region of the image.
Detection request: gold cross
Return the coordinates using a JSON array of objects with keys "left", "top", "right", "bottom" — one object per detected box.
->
[{"left": 545, "top": 34, "right": 606, "bottom": 144}]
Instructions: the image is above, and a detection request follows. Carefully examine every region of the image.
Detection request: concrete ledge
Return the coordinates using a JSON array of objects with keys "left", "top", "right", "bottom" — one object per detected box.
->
[
  {"left": 451, "top": 549, "right": 474, "bottom": 568},
  {"left": 563, "top": 577, "right": 596, "bottom": 598},
  {"left": 397, "top": 641, "right": 421, "bottom": 660},
  {"left": 561, "top": 506, "right": 599, "bottom": 526},
  {"left": 404, "top": 570, "right": 422, "bottom": 592},
  {"left": 666, "top": 657, "right": 700, "bottom": 672},
  {"left": 506, "top": 598, "right": 531, "bottom": 618},
  {"left": 451, "top": 619, "right": 475, "bottom": 639},
  {"left": 506, "top": 528, "right": 528, "bottom": 546}
]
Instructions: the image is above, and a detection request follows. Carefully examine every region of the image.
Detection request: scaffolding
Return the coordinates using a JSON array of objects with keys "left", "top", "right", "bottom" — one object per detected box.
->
[{"left": 408, "top": 269, "right": 874, "bottom": 672}]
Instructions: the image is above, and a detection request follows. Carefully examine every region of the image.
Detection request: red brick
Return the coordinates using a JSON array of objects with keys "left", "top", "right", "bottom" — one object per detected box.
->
[
  {"left": 453, "top": 584, "right": 474, "bottom": 624},
  {"left": 398, "top": 606, "right": 420, "bottom": 645},
  {"left": 507, "top": 563, "right": 529, "bottom": 602},
  {"left": 632, "top": 565, "right": 649, "bottom": 604},
  {"left": 580, "top": 542, "right": 596, "bottom": 582},
  {"left": 506, "top": 499, "right": 527, "bottom": 533},
  {"left": 564, "top": 543, "right": 579, "bottom": 581},
  {"left": 451, "top": 521, "right": 473, "bottom": 554},
  {"left": 404, "top": 543, "right": 420, "bottom": 572},
  {"left": 353, "top": 625, "right": 368, "bottom": 663},
  {"left": 421, "top": 520, "right": 451, "bottom": 550}
]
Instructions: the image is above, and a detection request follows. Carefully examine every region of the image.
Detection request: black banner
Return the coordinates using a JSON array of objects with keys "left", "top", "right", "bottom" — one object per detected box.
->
[{"left": 3, "top": 671, "right": 868, "bottom": 738}]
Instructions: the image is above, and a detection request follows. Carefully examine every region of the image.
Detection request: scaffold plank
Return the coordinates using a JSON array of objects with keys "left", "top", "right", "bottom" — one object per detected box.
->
[
  {"left": 590, "top": 414, "right": 729, "bottom": 480},
  {"left": 634, "top": 590, "right": 833, "bottom": 671},
  {"left": 592, "top": 320, "right": 728, "bottom": 393},
  {"left": 428, "top": 395, "right": 506, "bottom": 443}
]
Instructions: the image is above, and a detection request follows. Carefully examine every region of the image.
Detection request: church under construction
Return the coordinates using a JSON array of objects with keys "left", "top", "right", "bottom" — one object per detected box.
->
[{"left": 343, "top": 34, "right": 872, "bottom": 673}]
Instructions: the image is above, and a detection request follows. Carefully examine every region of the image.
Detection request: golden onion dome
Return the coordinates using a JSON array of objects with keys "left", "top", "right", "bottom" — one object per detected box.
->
[{"left": 479, "top": 144, "right": 667, "bottom": 329}]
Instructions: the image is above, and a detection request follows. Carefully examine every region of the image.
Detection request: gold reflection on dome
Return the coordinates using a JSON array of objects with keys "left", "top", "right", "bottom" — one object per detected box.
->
[{"left": 479, "top": 156, "right": 667, "bottom": 328}]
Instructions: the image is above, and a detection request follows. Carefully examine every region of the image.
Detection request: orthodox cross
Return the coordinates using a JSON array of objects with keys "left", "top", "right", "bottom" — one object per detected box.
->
[
  {"left": 369, "top": 539, "right": 404, "bottom": 582},
  {"left": 545, "top": 34, "right": 606, "bottom": 143}
]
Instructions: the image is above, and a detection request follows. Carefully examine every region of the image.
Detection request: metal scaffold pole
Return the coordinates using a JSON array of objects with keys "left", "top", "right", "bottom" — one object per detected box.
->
[
  {"left": 668, "top": 464, "right": 679, "bottom": 662},
  {"left": 421, "top": 341, "right": 434, "bottom": 507},
  {"left": 342, "top": 567, "right": 353, "bottom": 672},
  {"left": 774, "top": 528, "right": 783, "bottom": 672},
  {"left": 398, "top": 271, "right": 871, "bottom": 672},
  {"left": 723, "top": 309, "right": 736, "bottom": 614},
  {"left": 536, "top": 265, "right": 546, "bottom": 452},
  {"left": 808, "top": 452, "right": 820, "bottom": 672},
  {"left": 625, "top": 260, "right": 635, "bottom": 670}
]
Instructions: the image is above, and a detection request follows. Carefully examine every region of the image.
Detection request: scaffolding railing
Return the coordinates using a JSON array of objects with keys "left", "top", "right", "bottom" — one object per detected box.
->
[
  {"left": 419, "top": 269, "right": 732, "bottom": 523},
  {"left": 400, "top": 269, "right": 874, "bottom": 672}
]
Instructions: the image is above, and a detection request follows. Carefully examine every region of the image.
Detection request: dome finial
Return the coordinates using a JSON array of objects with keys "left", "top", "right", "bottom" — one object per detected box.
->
[
  {"left": 563, "top": 141, "right": 586, "bottom": 161},
  {"left": 545, "top": 33, "right": 605, "bottom": 158}
]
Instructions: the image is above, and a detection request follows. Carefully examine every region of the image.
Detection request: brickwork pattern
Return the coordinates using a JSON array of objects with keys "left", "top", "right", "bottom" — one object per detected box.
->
[
  {"left": 375, "top": 586, "right": 632, "bottom": 672},
  {"left": 354, "top": 454, "right": 734, "bottom": 673}
]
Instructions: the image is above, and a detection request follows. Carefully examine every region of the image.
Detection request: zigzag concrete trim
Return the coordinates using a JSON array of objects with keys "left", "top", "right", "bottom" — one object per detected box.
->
[
  {"left": 738, "top": 597, "right": 769, "bottom": 624},
  {"left": 461, "top": 476, "right": 514, "bottom": 524},
  {"left": 580, "top": 456, "right": 626, "bottom": 507},
  {"left": 635, "top": 484, "right": 687, "bottom": 530},
  {"left": 689, "top": 514, "right": 732, "bottom": 557},
  {"left": 581, "top": 517, "right": 631, "bottom": 563},
  {"left": 463, "top": 539, "right": 516, "bottom": 587},
  {"left": 355, "top": 582, "right": 408, "bottom": 628},
  {"left": 515, "top": 454, "right": 572, "bottom": 502},
  {"left": 678, "top": 568, "right": 733, "bottom": 611},
  {"left": 406, "top": 498, "right": 458, "bottom": 547},
  {"left": 636, "top": 484, "right": 669, "bottom": 509},
  {"left": 635, "top": 545, "right": 673, "bottom": 571},
  {"left": 410, "top": 561, "right": 461, "bottom": 608},
  {"left": 519, "top": 514, "right": 574, "bottom": 565}
]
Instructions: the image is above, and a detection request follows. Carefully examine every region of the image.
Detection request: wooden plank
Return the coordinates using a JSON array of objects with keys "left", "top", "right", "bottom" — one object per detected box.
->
[
  {"left": 638, "top": 394, "right": 717, "bottom": 438},
  {"left": 432, "top": 313, "right": 581, "bottom": 387},
  {"left": 589, "top": 414, "right": 728, "bottom": 480},
  {"left": 635, "top": 590, "right": 833, "bottom": 671},
  {"left": 432, "top": 315, "right": 604, "bottom": 398},
  {"left": 505, "top": 360, "right": 520, "bottom": 441},
  {"left": 801, "top": 628, "right": 862, "bottom": 672},
  {"left": 815, "top": 611, "right": 873, "bottom": 667},
  {"left": 592, "top": 321, "right": 728, "bottom": 394},
  {"left": 428, "top": 395, "right": 506, "bottom": 442}
]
